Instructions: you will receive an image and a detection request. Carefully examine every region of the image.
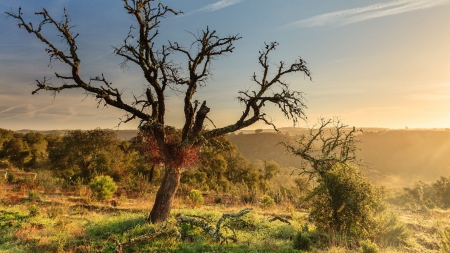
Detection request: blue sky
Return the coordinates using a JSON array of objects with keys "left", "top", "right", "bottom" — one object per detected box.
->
[{"left": 1, "top": 0, "right": 450, "bottom": 130}]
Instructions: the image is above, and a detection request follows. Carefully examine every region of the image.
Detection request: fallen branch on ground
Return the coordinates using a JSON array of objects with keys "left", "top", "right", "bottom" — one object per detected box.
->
[
  {"left": 176, "top": 207, "right": 253, "bottom": 244},
  {"left": 269, "top": 216, "right": 291, "bottom": 225}
]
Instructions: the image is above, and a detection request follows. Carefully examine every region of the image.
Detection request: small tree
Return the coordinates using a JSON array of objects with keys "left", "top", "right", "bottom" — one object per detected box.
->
[
  {"left": 7, "top": 1, "right": 311, "bottom": 223},
  {"left": 282, "top": 118, "right": 381, "bottom": 235},
  {"left": 89, "top": 175, "right": 118, "bottom": 201}
]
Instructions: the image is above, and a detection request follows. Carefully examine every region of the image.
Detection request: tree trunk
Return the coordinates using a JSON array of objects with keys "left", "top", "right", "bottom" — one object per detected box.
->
[{"left": 148, "top": 166, "right": 181, "bottom": 223}]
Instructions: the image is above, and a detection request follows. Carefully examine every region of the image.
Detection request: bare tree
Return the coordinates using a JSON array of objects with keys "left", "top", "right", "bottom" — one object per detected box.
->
[
  {"left": 6, "top": 0, "right": 311, "bottom": 223},
  {"left": 281, "top": 118, "right": 361, "bottom": 180}
]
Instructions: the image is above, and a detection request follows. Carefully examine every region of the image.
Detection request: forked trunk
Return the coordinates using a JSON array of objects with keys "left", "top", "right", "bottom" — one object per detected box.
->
[{"left": 148, "top": 166, "right": 181, "bottom": 223}]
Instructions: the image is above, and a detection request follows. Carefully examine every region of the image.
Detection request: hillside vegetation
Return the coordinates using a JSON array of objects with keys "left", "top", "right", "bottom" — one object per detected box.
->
[
  {"left": 2, "top": 127, "right": 450, "bottom": 252},
  {"left": 227, "top": 129, "right": 450, "bottom": 186}
]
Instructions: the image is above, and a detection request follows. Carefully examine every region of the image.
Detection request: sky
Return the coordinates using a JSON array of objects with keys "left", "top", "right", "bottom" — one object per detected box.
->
[{"left": 1, "top": 0, "right": 450, "bottom": 130}]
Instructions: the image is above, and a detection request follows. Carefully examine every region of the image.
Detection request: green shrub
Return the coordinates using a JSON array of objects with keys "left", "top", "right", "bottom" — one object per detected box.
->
[
  {"left": 309, "top": 164, "right": 382, "bottom": 236},
  {"left": 359, "top": 239, "right": 379, "bottom": 253},
  {"left": 7, "top": 173, "right": 16, "bottom": 184},
  {"left": 88, "top": 175, "right": 117, "bottom": 201},
  {"left": 187, "top": 189, "right": 204, "bottom": 207},
  {"left": 260, "top": 195, "right": 275, "bottom": 209},
  {"left": 293, "top": 231, "right": 312, "bottom": 251},
  {"left": 28, "top": 204, "right": 40, "bottom": 217},
  {"left": 28, "top": 189, "right": 40, "bottom": 201},
  {"left": 214, "top": 196, "right": 222, "bottom": 204}
]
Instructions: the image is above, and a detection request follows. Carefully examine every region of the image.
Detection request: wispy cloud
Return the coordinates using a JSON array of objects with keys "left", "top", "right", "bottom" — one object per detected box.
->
[
  {"left": 2, "top": 103, "right": 61, "bottom": 119},
  {"left": 283, "top": 0, "right": 450, "bottom": 28},
  {"left": 185, "top": 0, "right": 243, "bottom": 16},
  {"left": 0, "top": 104, "right": 27, "bottom": 114}
]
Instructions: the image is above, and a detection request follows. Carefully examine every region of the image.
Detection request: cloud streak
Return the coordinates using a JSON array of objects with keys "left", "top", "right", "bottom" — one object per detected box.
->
[
  {"left": 283, "top": 0, "right": 450, "bottom": 28},
  {"left": 0, "top": 104, "right": 27, "bottom": 114},
  {"left": 186, "top": 0, "right": 243, "bottom": 15},
  {"left": 1, "top": 103, "right": 62, "bottom": 119}
]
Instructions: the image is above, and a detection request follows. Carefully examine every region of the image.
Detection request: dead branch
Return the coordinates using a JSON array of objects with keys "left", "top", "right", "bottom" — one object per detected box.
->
[
  {"left": 176, "top": 207, "right": 252, "bottom": 243},
  {"left": 269, "top": 216, "right": 291, "bottom": 225},
  {"left": 280, "top": 117, "right": 362, "bottom": 178}
]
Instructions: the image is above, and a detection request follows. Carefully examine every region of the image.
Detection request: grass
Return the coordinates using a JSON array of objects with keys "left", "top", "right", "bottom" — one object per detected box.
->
[{"left": 0, "top": 180, "right": 449, "bottom": 253}]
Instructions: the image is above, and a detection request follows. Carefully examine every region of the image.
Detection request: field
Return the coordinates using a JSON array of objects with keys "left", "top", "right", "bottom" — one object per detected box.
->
[{"left": 1, "top": 174, "right": 450, "bottom": 253}]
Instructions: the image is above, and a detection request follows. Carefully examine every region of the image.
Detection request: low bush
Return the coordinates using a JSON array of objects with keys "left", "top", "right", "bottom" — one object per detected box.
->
[
  {"left": 359, "top": 239, "right": 379, "bottom": 253},
  {"left": 309, "top": 164, "right": 382, "bottom": 237},
  {"left": 260, "top": 195, "right": 275, "bottom": 209},
  {"left": 187, "top": 189, "right": 204, "bottom": 207},
  {"left": 88, "top": 175, "right": 117, "bottom": 201},
  {"left": 27, "top": 204, "right": 40, "bottom": 217},
  {"left": 293, "top": 231, "right": 312, "bottom": 251},
  {"left": 28, "top": 189, "right": 40, "bottom": 202}
]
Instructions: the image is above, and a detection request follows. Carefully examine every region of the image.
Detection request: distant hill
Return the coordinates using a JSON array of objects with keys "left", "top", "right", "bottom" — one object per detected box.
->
[
  {"left": 16, "top": 129, "right": 139, "bottom": 140},
  {"left": 227, "top": 129, "right": 450, "bottom": 187}
]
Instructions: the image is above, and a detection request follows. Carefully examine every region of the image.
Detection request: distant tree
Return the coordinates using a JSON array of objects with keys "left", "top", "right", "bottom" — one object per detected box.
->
[
  {"left": 258, "top": 160, "right": 280, "bottom": 195},
  {"left": 7, "top": 1, "right": 311, "bottom": 223},
  {"left": 23, "top": 132, "right": 48, "bottom": 168},
  {"left": 1, "top": 136, "right": 31, "bottom": 168},
  {"left": 181, "top": 135, "right": 263, "bottom": 193},
  {"left": 255, "top": 129, "right": 263, "bottom": 134},
  {"left": 49, "top": 129, "right": 125, "bottom": 182},
  {"left": 0, "top": 128, "right": 15, "bottom": 148}
]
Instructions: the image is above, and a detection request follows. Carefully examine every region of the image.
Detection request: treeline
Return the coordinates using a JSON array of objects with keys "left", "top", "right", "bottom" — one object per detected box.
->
[
  {"left": 391, "top": 176, "right": 450, "bottom": 210},
  {"left": 0, "top": 128, "right": 306, "bottom": 204}
]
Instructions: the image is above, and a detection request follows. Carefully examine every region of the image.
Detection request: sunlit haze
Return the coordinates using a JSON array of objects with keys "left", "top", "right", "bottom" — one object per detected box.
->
[{"left": 1, "top": 0, "right": 450, "bottom": 130}]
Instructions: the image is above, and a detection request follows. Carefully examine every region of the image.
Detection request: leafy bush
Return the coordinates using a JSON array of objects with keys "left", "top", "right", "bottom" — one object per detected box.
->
[
  {"left": 214, "top": 196, "right": 222, "bottom": 204},
  {"left": 28, "top": 189, "right": 40, "bottom": 201},
  {"left": 260, "top": 195, "right": 275, "bottom": 209},
  {"left": 6, "top": 173, "right": 16, "bottom": 184},
  {"left": 88, "top": 175, "right": 117, "bottom": 201},
  {"left": 309, "top": 164, "right": 382, "bottom": 236},
  {"left": 293, "top": 231, "right": 312, "bottom": 251},
  {"left": 28, "top": 204, "right": 40, "bottom": 217},
  {"left": 187, "top": 189, "right": 204, "bottom": 207},
  {"left": 359, "top": 239, "right": 379, "bottom": 253}
]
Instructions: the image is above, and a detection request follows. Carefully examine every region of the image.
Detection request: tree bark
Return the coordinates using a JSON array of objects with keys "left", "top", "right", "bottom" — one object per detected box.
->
[{"left": 148, "top": 166, "right": 181, "bottom": 223}]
